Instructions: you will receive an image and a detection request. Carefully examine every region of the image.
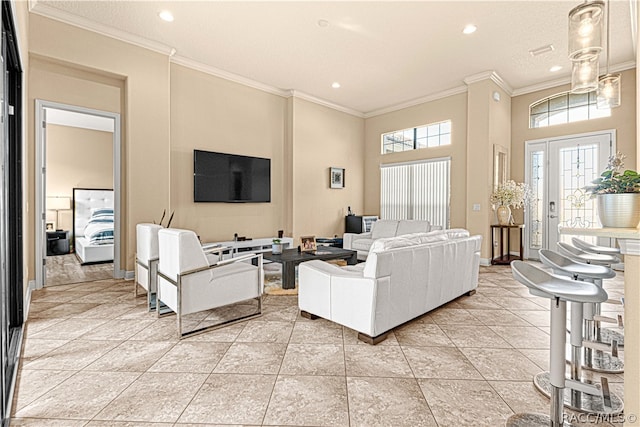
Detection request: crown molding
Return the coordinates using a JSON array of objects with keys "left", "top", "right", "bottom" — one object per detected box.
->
[
  {"left": 289, "top": 91, "right": 365, "bottom": 118},
  {"left": 171, "top": 55, "right": 291, "bottom": 98},
  {"left": 463, "top": 71, "right": 513, "bottom": 96},
  {"left": 29, "top": 0, "right": 174, "bottom": 56},
  {"left": 363, "top": 86, "right": 468, "bottom": 119},
  {"left": 511, "top": 60, "right": 636, "bottom": 97}
]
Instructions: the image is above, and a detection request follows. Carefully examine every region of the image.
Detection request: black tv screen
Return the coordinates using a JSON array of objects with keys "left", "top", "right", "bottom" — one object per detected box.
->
[{"left": 194, "top": 150, "right": 271, "bottom": 203}]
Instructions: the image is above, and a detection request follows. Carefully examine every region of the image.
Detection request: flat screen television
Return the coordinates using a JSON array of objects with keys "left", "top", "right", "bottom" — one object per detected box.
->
[{"left": 194, "top": 150, "right": 271, "bottom": 203}]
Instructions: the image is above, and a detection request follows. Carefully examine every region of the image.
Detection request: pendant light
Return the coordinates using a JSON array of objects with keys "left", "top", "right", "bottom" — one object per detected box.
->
[
  {"left": 596, "top": 0, "right": 621, "bottom": 108},
  {"left": 568, "top": 1, "right": 604, "bottom": 93}
]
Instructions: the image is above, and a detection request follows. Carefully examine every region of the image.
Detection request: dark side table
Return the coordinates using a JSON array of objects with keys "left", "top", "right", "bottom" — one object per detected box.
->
[
  {"left": 490, "top": 224, "right": 524, "bottom": 265},
  {"left": 47, "top": 230, "right": 70, "bottom": 256}
]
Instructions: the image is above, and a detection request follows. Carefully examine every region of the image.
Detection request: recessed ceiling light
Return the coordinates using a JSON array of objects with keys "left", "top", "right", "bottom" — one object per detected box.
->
[
  {"left": 463, "top": 24, "right": 477, "bottom": 35},
  {"left": 549, "top": 65, "right": 563, "bottom": 72},
  {"left": 331, "top": 82, "right": 341, "bottom": 89},
  {"left": 318, "top": 19, "right": 329, "bottom": 28},
  {"left": 159, "top": 10, "right": 174, "bottom": 22}
]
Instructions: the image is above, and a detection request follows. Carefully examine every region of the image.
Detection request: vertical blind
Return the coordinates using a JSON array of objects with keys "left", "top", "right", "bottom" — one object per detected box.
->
[{"left": 380, "top": 157, "right": 451, "bottom": 229}]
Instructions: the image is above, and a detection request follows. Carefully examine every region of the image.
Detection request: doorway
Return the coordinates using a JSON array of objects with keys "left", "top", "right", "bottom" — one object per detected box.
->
[
  {"left": 524, "top": 130, "right": 614, "bottom": 259},
  {"left": 35, "top": 101, "right": 122, "bottom": 289}
]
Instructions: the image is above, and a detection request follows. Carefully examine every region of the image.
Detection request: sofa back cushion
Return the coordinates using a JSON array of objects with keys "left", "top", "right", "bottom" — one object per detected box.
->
[
  {"left": 371, "top": 220, "right": 399, "bottom": 239},
  {"left": 396, "top": 220, "right": 431, "bottom": 236}
]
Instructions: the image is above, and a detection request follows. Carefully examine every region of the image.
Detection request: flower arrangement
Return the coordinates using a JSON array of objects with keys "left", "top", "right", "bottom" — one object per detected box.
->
[
  {"left": 490, "top": 180, "right": 534, "bottom": 209},
  {"left": 585, "top": 152, "right": 640, "bottom": 195}
]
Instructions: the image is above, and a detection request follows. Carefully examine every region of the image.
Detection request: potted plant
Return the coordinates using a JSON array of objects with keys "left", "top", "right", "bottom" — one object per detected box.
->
[
  {"left": 490, "top": 180, "right": 534, "bottom": 225},
  {"left": 272, "top": 238, "right": 284, "bottom": 254},
  {"left": 585, "top": 152, "right": 640, "bottom": 228}
]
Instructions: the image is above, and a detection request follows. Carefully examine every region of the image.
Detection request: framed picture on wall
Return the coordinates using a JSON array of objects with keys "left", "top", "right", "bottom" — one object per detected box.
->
[
  {"left": 46, "top": 222, "right": 55, "bottom": 231},
  {"left": 330, "top": 167, "right": 345, "bottom": 189}
]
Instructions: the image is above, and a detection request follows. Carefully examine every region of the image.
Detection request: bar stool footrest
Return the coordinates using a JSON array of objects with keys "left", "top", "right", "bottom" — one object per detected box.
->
[{"left": 533, "top": 371, "right": 623, "bottom": 415}]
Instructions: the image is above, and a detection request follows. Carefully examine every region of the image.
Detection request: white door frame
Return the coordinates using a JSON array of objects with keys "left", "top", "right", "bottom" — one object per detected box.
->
[
  {"left": 524, "top": 129, "right": 615, "bottom": 259},
  {"left": 35, "top": 100, "right": 123, "bottom": 289}
]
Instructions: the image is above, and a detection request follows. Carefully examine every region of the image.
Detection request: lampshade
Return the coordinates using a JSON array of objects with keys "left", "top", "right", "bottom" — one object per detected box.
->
[
  {"left": 568, "top": 0, "right": 604, "bottom": 60},
  {"left": 47, "top": 196, "right": 71, "bottom": 211},
  {"left": 570, "top": 57, "right": 599, "bottom": 94},
  {"left": 597, "top": 73, "right": 621, "bottom": 108}
]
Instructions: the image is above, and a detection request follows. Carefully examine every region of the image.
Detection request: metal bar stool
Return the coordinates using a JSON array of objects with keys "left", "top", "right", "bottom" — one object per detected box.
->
[
  {"left": 571, "top": 237, "right": 625, "bottom": 348},
  {"left": 506, "top": 261, "right": 609, "bottom": 427},
  {"left": 557, "top": 242, "right": 624, "bottom": 373},
  {"left": 538, "top": 250, "right": 623, "bottom": 415}
]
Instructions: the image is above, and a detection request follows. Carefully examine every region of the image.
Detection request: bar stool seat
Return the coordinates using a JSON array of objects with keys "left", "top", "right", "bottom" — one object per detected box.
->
[
  {"left": 507, "top": 261, "right": 609, "bottom": 427},
  {"left": 571, "top": 237, "right": 620, "bottom": 255},
  {"left": 537, "top": 250, "right": 623, "bottom": 414}
]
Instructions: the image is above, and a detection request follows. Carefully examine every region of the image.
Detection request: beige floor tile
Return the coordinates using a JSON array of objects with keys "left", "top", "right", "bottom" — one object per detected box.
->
[
  {"left": 460, "top": 348, "right": 542, "bottom": 381},
  {"left": 344, "top": 345, "right": 413, "bottom": 378},
  {"left": 22, "top": 317, "right": 65, "bottom": 335},
  {"left": 489, "top": 326, "right": 550, "bottom": 349},
  {"left": 489, "top": 296, "right": 549, "bottom": 311},
  {"left": 78, "top": 318, "right": 156, "bottom": 340},
  {"left": 94, "top": 372, "right": 208, "bottom": 423},
  {"left": 213, "top": 342, "right": 286, "bottom": 374},
  {"left": 178, "top": 373, "right": 276, "bottom": 425},
  {"left": 280, "top": 343, "right": 345, "bottom": 376},
  {"left": 85, "top": 340, "right": 175, "bottom": 372},
  {"left": 261, "top": 304, "right": 299, "bottom": 322},
  {"left": 429, "top": 308, "right": 478, "bottom": 325},
  {"left": 347, "top": 377, "right": 437, "bottom": 427},
  {"left": 11, "top": 369, "right": 75, "bottom": 412},
  {"left": 85, "top": 421, "right": 174, "bottom": 426},
  {"left": 182, "top": 322, "right": 246, "bottom": 342},
  {"left": 489, "top": 380, "right": 550, "bottom": 414},
  {"left": 31, "top": 303, "right": 101, "bottom": 319},
  {"left": 128, "top": 317, "right": 181, "bottom": 342},
  {"left": 402, "top": 346, "right": 483, "bottom": 379},
  {"left": 29, "top": 318, "right": 108, "bottom": 340},
  {"left": 22, "top": 340, "right": 120, "bottom": 370},
  {"left": 10, "top": 418, "right": 87, "bottom": 426},
  {"left": 440, "top": 324, "right": 512, "bottom": 348},
  {"left": 418, "top": 379, "right": 514, "bottom": 426},
  {"left": 148, "top": 341, "right": 230, "bottom": 373},
  {"left": 289, "top": 319, "right": 344, "bottom": 344},
  {"left": 235, "top": 320, "right": 293, "bottom": 343},
  {"left": 70, "top": 303, "right": 139, "bottom": 319},
  {"left": 19, "top": 338, "right": 69, "bottom": 362},
  {"left": 263, "top": 375, "right": 349, "bottom": 426},
  {"left": 512, "top": 310, "right": 552, "bottom": 327},
  {"left": 30, "top": 290, "right": 92, "bottom": 304},
  {"left": 395, "top": 323, "right": 454, "bottom": 347},
  {"left": 14, "top": 371, "right": 140, "bottom": 420},
  {"left": 454, "top": 294, "right": 502, "bottom": 310},
  {"left": 466, "top": 309, "right": 533, "bottom": 327}
]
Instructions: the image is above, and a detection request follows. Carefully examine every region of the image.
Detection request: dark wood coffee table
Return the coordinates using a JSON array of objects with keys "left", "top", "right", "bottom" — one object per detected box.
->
[{"left": 263, "top": 246, "right": 358, "bottom": 289}]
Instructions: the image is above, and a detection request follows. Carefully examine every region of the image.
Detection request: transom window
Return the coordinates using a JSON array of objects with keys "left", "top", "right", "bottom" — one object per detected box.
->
[
  {"left": 530, "top": 91, "right": 610, "bottom": 129},
  {"left": 382, "top": 120, "right": 451, "bottom": 154}
]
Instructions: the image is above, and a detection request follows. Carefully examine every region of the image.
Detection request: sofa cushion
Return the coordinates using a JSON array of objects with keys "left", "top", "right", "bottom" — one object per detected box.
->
[
  {"left": 352, "top": 238, "right": 375, "bottom": 252},
  {"left": 371, "top": 220, "right": 399, "bottom": 239},
  {"left": 396, "top": 220, "right": 430, "bottom": 236},
  {"left": 446, "top": 228, "right": 471, "bottom": 239}
]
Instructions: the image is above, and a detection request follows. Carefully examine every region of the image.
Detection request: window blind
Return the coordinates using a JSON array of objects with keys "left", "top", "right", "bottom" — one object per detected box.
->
[{"left": 380, "top": 157, "right": 450, "bottom": 229}]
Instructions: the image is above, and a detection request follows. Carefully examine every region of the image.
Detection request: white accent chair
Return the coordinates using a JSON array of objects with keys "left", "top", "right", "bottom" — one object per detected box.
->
[
  {"left": 157, "top": 228, "right": 263, "bottom": 338},
  {"left": 343, "top": 219, "right": 441, "bottom": 260},
  {"left": 300, "top": 229, "right": 481, "bottom": 344},
  {"left": 135, "top": 223, "right": 163, "bottom": 311}
]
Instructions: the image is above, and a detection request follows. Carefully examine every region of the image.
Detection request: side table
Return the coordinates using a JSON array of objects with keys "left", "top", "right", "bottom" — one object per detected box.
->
[{"left": 490, "top": 224, "right": 524, "bottom": 265}]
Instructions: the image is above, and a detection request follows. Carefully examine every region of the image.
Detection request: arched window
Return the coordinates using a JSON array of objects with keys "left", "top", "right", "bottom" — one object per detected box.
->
[{"left": 529, "top": 91, "right": 610, "bottom": 128}]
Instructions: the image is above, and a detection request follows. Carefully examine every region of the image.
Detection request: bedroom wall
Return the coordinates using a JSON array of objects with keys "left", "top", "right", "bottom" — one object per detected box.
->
[
  {"left": 290, "top": 97, "right": 365, "bottom": 239},
  {"left": 28, "top": 13, "right": 171, "bottom": 274},
  {"left": 45, "top": 124, "right": 114, "bottom": 232},
  {"left": 363, "top": 92, "right": 468, "bottom": 228}
]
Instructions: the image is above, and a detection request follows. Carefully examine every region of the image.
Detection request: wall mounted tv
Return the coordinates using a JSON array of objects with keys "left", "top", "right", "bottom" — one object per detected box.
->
[{"left": 194, "top": 149, "right": 271, "bottom": 203}]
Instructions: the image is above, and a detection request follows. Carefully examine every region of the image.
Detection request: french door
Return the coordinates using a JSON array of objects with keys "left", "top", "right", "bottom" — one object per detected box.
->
[{"left": 524, "top": 131, "right": 614, "bottom": 259}]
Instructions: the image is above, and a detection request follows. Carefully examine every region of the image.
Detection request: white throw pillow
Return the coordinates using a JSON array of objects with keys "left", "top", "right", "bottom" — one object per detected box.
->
[
  {"left": 396, "top": 220, "right": 430, "bottom": 236},
  {"left": 371, "top": 220, "right": 399, "bottom": 239}
]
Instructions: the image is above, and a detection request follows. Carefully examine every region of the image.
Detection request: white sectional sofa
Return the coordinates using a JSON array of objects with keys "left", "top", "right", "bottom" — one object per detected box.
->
[
  {"left": 343, "top": 219, "right": 441, "bottom": 260},
  {"left": 299, "top": 229, "right": 482, "bottom": 344}
]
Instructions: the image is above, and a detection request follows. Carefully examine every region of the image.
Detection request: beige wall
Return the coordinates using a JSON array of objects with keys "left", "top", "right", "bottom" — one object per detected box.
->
[
  {"left": 46, "top": 124, "right": 114, "bottom": 231},
  {"left": 28, "top": 13, "right": 171, "bottom": 274},
  {"left": 169, "top": 63, "right": 287, "bottom": 242},
  {"left": 291, "top": 98, "right": 365, "bottom": 239},
  {"left": 364, "top": 92, "right": 468, "bottom": 228}
]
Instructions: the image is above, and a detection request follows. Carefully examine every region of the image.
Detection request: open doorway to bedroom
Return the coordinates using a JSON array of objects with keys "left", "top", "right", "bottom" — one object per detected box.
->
[{"left": 35, "top": 101, "right": 122, "bottom": 288}]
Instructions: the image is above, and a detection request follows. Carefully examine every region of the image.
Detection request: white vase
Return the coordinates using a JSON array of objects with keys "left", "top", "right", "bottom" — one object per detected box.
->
[
  {"left": 496, "top": 206, "right": 511, "bottom": 226},
  {"left": 272, "top": 243, "right": 283, "bottom": 254},
  {"left": 597, "top": 194, "right": 640, "bottom": 228}
]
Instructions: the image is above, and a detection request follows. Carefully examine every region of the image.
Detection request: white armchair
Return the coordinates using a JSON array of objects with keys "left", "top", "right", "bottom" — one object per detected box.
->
[
  {"left": 135, "top": 223, "right": 162, "bottom": 311},
  {"left": 157, "top": 228, "right": 263, "bottom": 338}
]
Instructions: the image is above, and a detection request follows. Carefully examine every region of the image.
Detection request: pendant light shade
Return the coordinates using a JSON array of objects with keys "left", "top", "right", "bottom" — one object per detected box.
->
[
  {"left": 571, "top": 57, "right": 599, "bottom": 93},
  {"left": 568, "top": 1, "right": 604, "bottom": 60},
  {"left": 597, "top": 73, "right": 621, "bottom": 108}
]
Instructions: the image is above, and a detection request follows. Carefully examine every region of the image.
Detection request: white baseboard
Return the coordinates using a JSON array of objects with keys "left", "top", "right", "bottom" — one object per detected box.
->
[
  {"left": 24, "top": 280, "right": 36, "bottom": 320},
  {"left": 479, "top": 258, "right": 491, "bottom": 266},
  {"left": 124, "top": 270, "right": 135, "bottom": 280}
]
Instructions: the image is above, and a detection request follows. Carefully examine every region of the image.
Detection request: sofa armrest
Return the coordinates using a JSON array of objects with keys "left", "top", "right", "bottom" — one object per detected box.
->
[{"left": 344, "top": 232, "right": 372, "bottom": 250}]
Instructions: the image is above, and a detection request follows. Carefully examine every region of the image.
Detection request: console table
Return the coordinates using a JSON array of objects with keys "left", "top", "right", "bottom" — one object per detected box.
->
[
  {"left": 559, "top": 226, "right": 640, "bottom": 426},
  {"left": 490, "top": 224, "right": 524, "bottom": 265},
  {"left": 211, "top": 237, "right": 294, "bottom": 259}
]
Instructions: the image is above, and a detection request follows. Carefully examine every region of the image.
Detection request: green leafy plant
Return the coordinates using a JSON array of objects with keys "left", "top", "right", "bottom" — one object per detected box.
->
[
  {"left": 272, "top": 238, "right": 281, "bottom": 244},
  {"left": 490, "top": 180, "right": 534, "bottom": 209},
  {"left": 585, "top": 152, "right": 640, "bottom": 195}
]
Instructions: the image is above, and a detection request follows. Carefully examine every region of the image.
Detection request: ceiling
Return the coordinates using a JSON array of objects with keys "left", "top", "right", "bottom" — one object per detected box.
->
[{"left": 30, "top": 1, "right": 636, "bottom": 117}]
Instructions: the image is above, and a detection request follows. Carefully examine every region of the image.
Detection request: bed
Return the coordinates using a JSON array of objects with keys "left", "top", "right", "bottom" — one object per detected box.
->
[{"left": 73, "top": 188, "right": 114, "bottom": 265}]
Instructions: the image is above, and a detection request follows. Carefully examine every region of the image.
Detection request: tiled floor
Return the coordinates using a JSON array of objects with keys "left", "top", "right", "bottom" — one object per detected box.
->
[
  {"left": 11, "top": 265, "right": 625, "bottom": 426},
  {"left": 45, "top": 254, "right": 113, "bottom": 286}
]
